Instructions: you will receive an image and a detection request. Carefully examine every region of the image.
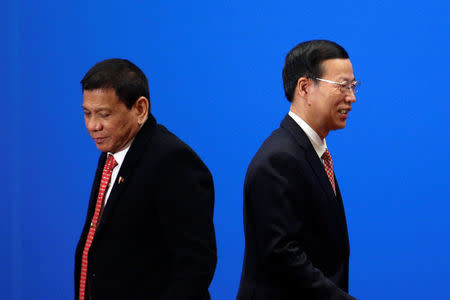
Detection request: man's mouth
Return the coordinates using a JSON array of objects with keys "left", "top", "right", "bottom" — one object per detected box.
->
[{"left": 93, "top": 137, "right": 106, "bottom": 143}]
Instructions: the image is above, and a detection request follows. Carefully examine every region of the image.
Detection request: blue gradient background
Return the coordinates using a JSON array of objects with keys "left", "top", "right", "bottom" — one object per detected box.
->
[{"left": 2, "top": 1, "right": 449, "bottom": 299}]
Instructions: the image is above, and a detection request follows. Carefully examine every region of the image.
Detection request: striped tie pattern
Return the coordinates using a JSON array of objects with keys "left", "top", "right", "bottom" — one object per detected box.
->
[
  {"left": 322, "top": 149, "right": 336, "bottom": 195},
  {"left": 79, "top": 154, "right": 117, "bottom": 300}
]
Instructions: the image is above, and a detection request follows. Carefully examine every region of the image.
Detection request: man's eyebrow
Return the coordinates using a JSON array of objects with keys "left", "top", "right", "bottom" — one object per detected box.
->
[
  {"left": 338, "top": 77, "right": 356, "bottom": 82},
  {"left": 82, "top": 106, "right": 112, "bottom": 112}
]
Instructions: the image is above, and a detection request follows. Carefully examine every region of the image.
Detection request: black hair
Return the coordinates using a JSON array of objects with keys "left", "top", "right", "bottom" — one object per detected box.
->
[
  {"left": 81, "top": 58, "right": 150, "bottom": 111},
  {"left": 282, "top": 40, "right": 349, "bottom": 102}
]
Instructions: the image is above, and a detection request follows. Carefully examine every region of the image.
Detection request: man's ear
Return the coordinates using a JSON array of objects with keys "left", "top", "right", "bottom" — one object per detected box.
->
[
  {"left": 296, "top": 77, "right": 310, "bottom": 98},
  {"left": 133, "top": 97, "right": 149, "bottom": 125}
]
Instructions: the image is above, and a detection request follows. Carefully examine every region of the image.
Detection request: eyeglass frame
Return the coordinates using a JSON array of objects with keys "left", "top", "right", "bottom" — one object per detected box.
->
[{"left": 314, "top": 78, "right": 361, "bottom": 94}]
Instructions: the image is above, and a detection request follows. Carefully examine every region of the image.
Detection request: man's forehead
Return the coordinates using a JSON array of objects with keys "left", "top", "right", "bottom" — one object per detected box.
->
[
  {"left": 82, "top": 104, "right": 112, "bottom": 112},
  {"left": 320, "top": 58, "right": 354, "bottom": 78},
  {"left": 82, "top": 88, "right": 121, "bottom": 110}
]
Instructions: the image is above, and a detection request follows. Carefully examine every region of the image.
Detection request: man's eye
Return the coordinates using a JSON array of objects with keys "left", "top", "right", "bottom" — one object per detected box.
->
[
  {"left": 100, "top": 113, "right": 111, "bottom": 118},
  {"left": 341, "top": 82, "right": 352, "bottom": 89}
]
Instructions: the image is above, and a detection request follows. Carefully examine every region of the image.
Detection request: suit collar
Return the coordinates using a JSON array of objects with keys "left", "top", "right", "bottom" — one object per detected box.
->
[
  {"left": 95, "top": 114, "right": 157, "bottom": 234},
  {"left": 281, "top": 114, "right": 349, "bottom": 243},
  {"left": 281, "top": 114, "right": 335, "bottom": 198}
]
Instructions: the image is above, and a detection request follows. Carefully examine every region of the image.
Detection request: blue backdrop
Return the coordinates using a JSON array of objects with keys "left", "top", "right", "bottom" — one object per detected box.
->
[{"left": 2, "top": 1, "right": 450, "bottom": 299}]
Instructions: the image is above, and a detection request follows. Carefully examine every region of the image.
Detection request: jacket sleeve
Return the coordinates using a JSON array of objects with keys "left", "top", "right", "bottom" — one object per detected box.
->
[
  {"left": 245, "top": 151, "right": 356, "bottom": 300},
  {"left": 154, "top": 148, "right": 217, "bottom": 300}
]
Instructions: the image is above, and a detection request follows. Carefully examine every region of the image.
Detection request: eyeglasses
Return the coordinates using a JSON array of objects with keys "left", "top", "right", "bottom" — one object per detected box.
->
[{"left": 315, "top": 78, "right": 361, "bottom": 94}]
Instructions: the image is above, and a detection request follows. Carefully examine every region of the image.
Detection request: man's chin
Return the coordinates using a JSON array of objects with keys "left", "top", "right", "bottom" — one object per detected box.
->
[
  {"left": 334, "top": 120, "right": 347, "bottom": 130},
  {"left": 95, "top": 143, "right": 112, "bottom": 153}
]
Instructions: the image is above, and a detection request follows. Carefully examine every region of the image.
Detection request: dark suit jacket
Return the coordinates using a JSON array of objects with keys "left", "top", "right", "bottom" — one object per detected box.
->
[
  {"left": 75, "top": 114, "right": 217, "bottom": 300},
  {"left": 237, "top": 115, "right": 356, "bottom": 300}
]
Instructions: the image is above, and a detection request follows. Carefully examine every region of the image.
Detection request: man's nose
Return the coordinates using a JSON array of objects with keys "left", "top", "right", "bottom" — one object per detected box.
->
[
  {"left": 86, "top": 117, "right": 102, "bottom": 131},
  {"left": 345, "top": 90, "right": 356, "bottom": 103}
]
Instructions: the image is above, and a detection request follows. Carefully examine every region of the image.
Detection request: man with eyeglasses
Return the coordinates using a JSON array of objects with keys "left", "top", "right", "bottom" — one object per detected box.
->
[{"left": 237, "top": 40, "right": 359, "bottom": 300}]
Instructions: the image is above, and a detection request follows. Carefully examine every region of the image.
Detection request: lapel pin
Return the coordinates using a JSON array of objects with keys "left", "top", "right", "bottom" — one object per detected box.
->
[{"left": 118, "top": 176, "right": 125, "bottom": 184}]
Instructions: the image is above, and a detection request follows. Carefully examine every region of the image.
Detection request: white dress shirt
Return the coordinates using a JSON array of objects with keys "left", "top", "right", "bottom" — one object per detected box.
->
[{"left": 288, "top": 110, "right": 328, "bottom": 162}]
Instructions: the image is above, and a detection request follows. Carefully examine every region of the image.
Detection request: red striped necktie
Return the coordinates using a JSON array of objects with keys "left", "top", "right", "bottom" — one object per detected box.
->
[
  {"left": 79, "top": 154, "right": 117, "bottom": 300},
  {"left": 322, "top": 149, "right": 336, "bottom": 195}
]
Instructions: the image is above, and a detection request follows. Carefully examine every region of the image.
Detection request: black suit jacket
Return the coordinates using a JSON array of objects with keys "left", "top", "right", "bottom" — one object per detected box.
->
[
  {"left": 237, "top": 115, "right": 356, "bottom": 300},
  {"left": 75, "top": 115, "right": 217, "bottom": 300}
]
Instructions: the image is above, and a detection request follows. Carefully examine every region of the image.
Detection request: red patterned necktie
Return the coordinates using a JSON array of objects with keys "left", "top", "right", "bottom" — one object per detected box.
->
[
  {"left": 322, "top": 149, "right": 336, "bottom": 195},
  {"left": 79, "top": 154, "right": 117, "bottom": 300}
]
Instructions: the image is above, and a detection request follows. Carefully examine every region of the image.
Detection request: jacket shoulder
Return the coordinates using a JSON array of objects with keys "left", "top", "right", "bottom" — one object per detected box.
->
[
  {"left": 140, "top": 124, "right": 210, "bottom": 173},
  {"left": 250, "top": 127, "right": 307, "bottom": 167}
]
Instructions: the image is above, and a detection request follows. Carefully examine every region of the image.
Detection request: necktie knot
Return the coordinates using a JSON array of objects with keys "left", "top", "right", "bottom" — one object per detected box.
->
[
  {"left": 105, "top": 154, "right": 118, "bottom": 171},
  {"left": 322, "top": 149, "right": 332, "bottom": 162}
]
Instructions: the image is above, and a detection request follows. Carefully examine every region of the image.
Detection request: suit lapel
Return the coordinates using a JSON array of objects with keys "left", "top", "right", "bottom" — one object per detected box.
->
[
  {"left": 334, "top": 177, "right": 350, "bottom": 247},
  {"left": 96, "top": 115, "right": 157, "bottom": 234},
  {"left": 84, "top": 154, "right": 107, "bottom": 227},
  {"left": 280, "top": 115, "right": 349, "bottom": 240},
  {"left": 77, "top": 152, "right": 107, "bottom": 251},
  {"left": 281, "top": 115, "right": 335, "bottom": 198},
  {"left": 305, "top": 148, "right": 336, "bottom": 200}
]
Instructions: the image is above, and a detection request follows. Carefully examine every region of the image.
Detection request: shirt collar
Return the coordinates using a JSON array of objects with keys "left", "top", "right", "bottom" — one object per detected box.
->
[
  {"left": 108, "top": 143, "right": 131, "bottom": 166},
  {"left": 288, "top": 110, "right": 327, "bottom": 158}
]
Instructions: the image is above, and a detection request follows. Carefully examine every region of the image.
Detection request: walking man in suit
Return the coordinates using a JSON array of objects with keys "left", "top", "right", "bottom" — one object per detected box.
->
[
  {"left": 75, "top": 58, "right": 217, "bottom": 300},
  {"left": 237, "top": 40, "right": 360, "bottom": 300}
]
